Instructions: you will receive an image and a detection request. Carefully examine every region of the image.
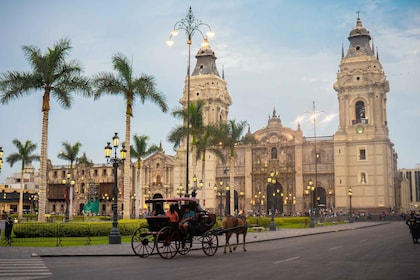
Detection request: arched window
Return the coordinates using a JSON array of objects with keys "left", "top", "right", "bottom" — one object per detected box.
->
[
  {"left": 271, "top": 147, "right": 277, "bottom": 159},
  {"left": 355, "top": 101, "right": 366, "bottom": 123},
  {"left": 360, "top": 172, "right": 367, "bottom": 184}
]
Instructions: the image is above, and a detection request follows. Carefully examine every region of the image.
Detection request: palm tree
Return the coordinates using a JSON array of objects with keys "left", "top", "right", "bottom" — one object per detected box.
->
[
  {"left": 58, "top": 141, "right": 82, "bottom": 220},
  {"left": 92, "top": 53, "right": 167, "bottom": 219},
  {"left": 58, "top": 141, "right": 81, "bottom": 169},
  {"left": 169, "top": 101, "right": 205, "bottom": 149},
  {"left": 169, "top": 101, "right": 227, "bottom": 199},
  {"left": 6, "top": 139, "right": 40, "bottom": 219},
  {"left": 0, "top": 38, "right": 91, "bottom": 222},
  {"left": 130, "top": 134, "right": 159, "bottom": 217},
  {"left": 169, "top": 101, "right": 205, "bottom": 195},
  {"left": 214, "top": 120, "right": 254, "bottom": 215},
  {"left": 76, "top": 152, "right": 93, "bottom": 166}
]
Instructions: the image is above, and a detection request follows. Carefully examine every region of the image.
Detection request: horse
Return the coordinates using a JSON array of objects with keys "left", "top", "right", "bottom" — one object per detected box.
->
[{"left": 221, "top": 213, "right": 247, "bottom": 253}]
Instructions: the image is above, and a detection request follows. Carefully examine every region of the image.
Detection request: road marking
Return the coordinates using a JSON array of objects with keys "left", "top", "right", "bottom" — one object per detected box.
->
[
  {"left": 0, "top": 258, "right": 52, "bottom": 279},
  {"left": 328, "top": 246, "right": 343, "bottom": 251},
  {"left": 360, "top": 239, "right": 368, "bottom": 243},
  {"left": 273, "top": 256, "right": 300, "bottom": 264}
]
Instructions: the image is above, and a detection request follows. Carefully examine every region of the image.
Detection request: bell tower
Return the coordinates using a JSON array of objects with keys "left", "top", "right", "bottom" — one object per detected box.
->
[
  {"left": 333, "top": 16, "right": 397, "bottom": 212},
  {"left": 179, "top": 39, "right": 232, "bottom": 125}
]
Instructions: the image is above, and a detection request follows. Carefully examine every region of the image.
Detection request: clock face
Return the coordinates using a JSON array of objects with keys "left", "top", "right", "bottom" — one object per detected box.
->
[{"left": 356, "top": 125, "right": 364, "bottom": 134}]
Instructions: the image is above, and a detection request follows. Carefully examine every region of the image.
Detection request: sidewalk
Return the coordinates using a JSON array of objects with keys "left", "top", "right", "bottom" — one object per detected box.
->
[{"left": 1, "top": 222, "right": 388, "bottom": 259}]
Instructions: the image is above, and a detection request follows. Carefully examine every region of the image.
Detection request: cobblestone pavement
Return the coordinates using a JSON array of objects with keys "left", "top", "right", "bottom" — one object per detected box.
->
[{"left": 0, "top": 222, "right": 389, "bottom": 259}]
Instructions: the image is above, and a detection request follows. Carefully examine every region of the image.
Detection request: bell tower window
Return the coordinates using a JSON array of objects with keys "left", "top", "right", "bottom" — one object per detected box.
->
[{"left": 355, "top": 101, "right": 367, "bottom": 124}]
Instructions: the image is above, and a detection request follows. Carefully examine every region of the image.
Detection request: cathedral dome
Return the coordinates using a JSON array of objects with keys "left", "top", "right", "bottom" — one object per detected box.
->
[{"left": 348, "top": 16, "right": 371, "bottom": 39}]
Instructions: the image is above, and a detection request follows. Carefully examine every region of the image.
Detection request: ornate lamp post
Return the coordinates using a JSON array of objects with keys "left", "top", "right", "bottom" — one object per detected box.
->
[
  {"left": 102, "top": 193, "right": 110, "bottom": 218},
  {"left": 348, "top": 187, "right": 353, "bottom": 223},
  {"left": 131, "top": 193, "right": 136, "bottom": 218},
  {"left": 104, "top": 132, "right": 127, "bottom": 244},
  {"left": 286, "top": 193, "right": 296, "bottom": 215},
  {"left": 253, "top": 191, "right": 265, "bottom": 216},
  {"left": 214, "top": 181, "right": 227, "bottom": 220},
  {"left": 298, "top": 101, "right": 331, "bottom": 221},
  {"left": 307, "top": 179, "right": 315, "bottom": 227},
  {"left": 177, "top": 184, "right": 185, "bottom": 198},
  {"left": 167, "top": 7, "right": 214, "bottom": 196},
  {"left": 29, "top": 193, "right": 38, "bottom": 214},
  {"left": 267, "top": 171, "right": 277, "bottom": 231},
  {"left": 191, "top": 174, "right": 203, "bottom": 198},
  {"left": 62, "top": 172, "right": 75, "bottom": 222}
]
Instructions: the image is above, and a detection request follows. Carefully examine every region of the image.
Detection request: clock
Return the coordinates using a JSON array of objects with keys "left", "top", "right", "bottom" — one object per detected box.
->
[{"left": 356, "top": 125, "right": 364, "bottom": 134}]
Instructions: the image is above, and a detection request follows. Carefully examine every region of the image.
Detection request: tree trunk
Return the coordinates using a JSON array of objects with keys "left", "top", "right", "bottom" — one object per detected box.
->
[
  {"left": 18, "top": 169, "right": 24, "bottom": 219},
  {"left": 201, "top": 151, "right": 206, "bottom": 208},
  {"left": 229, "top": 152, "right": 235, "bottom": 216},
  {"left": 37, "top": 110, "right": 49, "bottom": 222},
  {"left": 123, "top": 113, "right": 131, "bottom": 220},
  {"left": 136, "top": 161, "right": 141, "bottom": 218}
]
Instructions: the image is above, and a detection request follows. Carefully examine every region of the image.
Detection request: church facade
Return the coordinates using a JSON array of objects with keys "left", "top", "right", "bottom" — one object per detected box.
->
[
  {"left": 43, "top": 16, "right": 400, "bottom": 218},
  {"left": 137, "top": 16, "right": 399, "bottom": 216}
]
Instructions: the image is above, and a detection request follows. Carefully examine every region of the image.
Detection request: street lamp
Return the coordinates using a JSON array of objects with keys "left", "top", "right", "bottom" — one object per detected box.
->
[
  {"left": 177, "top": 184, "right": 185, "bottom": 198},
  {"left": 298, "top": 101, "right": 331, "bottom": 223},
  {"left": 253, "top": 191, "right": 265, "bottom": 216},
  {"left": 286, "top": 193, "right": 296, "bottom": 215},
  {"left": 62, "top": 172, "right": 75, "bottom": 222},
  {"left": 167, "top": 7, "right": 214, "bottom": 196},
  {"left": 102, "top": 193, "right": 110, "bottom": 218},
  {"left": 267, "top": 171, "right": 277, "bottom": 231},
  {"left": 191, "top": 174, "right": 203, "bottom": 198},
  {"left": 307, "top": 179, "right": 315, "bottom": 227},
  {"left": 131, "top": 193, "right": 136, "bottom": 218},
  {"left": 29, "top": 193, "right": 38, "bottom": 215},
  {"left": 348, "top": 187, "right": 353, "bottom": 223},
  {"left": 104, "top": 132, "right": 127, "bottom": 244},
  {"left": 214, "top": 181, "right": 227, "bottom": 220}
]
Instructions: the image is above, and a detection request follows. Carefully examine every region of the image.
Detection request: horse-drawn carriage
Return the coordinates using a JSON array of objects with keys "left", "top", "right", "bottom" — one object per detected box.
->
[{"left": 131, "top": 198, "right": 220, "bottom": 259}]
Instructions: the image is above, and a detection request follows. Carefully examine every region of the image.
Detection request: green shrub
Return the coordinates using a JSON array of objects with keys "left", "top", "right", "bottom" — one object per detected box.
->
[{"left": 12, "top": 220, "right": 147, "bottom": 238}]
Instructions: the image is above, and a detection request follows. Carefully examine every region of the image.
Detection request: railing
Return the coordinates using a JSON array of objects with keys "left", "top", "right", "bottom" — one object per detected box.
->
[{"left": 1, "top": 221, "right": 142, "bottom": 247}]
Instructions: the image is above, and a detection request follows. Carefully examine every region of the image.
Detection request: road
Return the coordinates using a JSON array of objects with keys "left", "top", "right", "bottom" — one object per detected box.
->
[{"left": 3, "top": 222, "right": 419, "bottom": 280}]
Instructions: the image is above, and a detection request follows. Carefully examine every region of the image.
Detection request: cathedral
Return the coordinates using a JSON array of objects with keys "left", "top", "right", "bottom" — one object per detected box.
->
[
  {"left": 43, "top": 16, "right": 399, "bottom": 218},
  {"left": 136, "top": 15, "right": 398, "bottom": 217}
]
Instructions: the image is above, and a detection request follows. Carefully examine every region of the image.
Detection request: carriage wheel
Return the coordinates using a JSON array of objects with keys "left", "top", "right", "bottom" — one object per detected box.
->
[
  {"left": 202, "top": 230, "right": 218, "bottom": 256},
  {"left": 156, "top": 226, "right": 180, "bottom": 259},
  {"left": 131, "top": 226, "right": 155, "bottom": 258}
]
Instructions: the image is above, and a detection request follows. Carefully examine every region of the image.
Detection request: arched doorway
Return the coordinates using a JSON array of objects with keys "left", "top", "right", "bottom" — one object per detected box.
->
[
  {"left": 315, "top": 187, "right": 326, "bottom": 210},
  {"left": 266, "top": 182, "right": 283, "bottom": 215}
]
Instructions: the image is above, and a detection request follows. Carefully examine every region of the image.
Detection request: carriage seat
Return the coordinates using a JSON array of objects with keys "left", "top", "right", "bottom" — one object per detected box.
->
[{"left": 146, "top": 216, "right": 170, "bottom": 232}]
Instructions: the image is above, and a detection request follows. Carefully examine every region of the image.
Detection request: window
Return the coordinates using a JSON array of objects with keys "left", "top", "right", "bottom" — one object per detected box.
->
[
  {"left": 271, "top": 147, "right": 277, "bottom": 159},
  {"left": 102, "top": 169, "right": 107, "bottom": 176},
  {"left": 358, "top": 147, "right": 366, "bottom": 160},
  {"left": 94, "top": 169, "right": 98, "bottom": 176}
]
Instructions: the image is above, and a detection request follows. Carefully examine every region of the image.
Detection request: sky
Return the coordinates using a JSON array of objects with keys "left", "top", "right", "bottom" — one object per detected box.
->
[{"left": 0, "top": 0, "right": 419, "bottom": 181}]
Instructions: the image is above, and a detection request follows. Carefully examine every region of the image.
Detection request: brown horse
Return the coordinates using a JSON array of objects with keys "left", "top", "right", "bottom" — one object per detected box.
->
[{"left": 221, "top": 214, "right": 247, "bottom": 253}]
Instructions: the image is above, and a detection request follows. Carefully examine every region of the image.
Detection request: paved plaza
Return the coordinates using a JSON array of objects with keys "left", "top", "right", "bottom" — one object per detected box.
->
[{"left": 0, "top": 221, "right": 388, "bottom": 259}]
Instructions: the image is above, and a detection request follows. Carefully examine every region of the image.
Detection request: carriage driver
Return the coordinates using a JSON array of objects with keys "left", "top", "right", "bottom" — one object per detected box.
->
[{"left": 179, "top": 205, "right": 195, "bottom": 235}]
